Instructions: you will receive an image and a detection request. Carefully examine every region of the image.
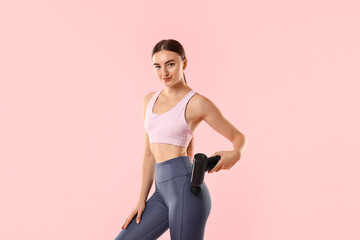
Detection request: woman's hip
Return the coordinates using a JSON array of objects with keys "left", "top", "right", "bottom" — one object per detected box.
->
[{"left": 155, "top": 155, "right": 192, "bottom": 183}]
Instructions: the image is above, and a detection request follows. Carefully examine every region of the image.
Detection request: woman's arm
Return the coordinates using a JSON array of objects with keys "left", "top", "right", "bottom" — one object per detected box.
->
[
  {"left": 138, "top": 132, "right": 155, "bottom": 203},
  {"left": 195, "top": 93, "right": 247, "bottom": 173},
  {"left": 137, "top": 92, "right": 156, "bottom": 203}
]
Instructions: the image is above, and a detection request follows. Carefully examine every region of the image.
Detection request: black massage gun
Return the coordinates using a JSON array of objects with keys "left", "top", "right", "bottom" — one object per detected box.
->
[{"left": 190, "top": 153, "right": 221, "bottom": 195}]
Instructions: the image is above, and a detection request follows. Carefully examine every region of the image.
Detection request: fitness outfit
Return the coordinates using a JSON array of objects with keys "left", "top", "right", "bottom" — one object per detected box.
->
[
  {"left": 144, "top": 89, "right": 195, "bottom": 147},
  {"left": 114, "top": 89, "right": 212, "bottom": 240}
]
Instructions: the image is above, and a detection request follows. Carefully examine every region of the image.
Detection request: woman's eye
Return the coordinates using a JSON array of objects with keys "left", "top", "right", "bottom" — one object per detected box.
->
[{"left": 155, "top": 63, "right": 174, "bottom": 69}]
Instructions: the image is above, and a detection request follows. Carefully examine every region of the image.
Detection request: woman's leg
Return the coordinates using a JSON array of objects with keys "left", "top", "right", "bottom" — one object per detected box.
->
[
  {"left": 114, "top": 189, "right": 169, "bottom": 240},
  {"left": 163, "top": 174, "right": 212, "bottom": 240},
  {"left": 181, "top": 175, "right": 211, "bottom": 239},
  {"left": 154, "top": 156, "right": 212, "bottom": 240}
]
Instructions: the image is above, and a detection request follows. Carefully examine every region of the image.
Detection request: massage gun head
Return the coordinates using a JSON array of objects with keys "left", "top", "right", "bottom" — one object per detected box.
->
[
  {"left": 191, "top": 185, "right": 201, "bottom": 195},
  {"left": 190, "top": 153, "right": 208, "bottom": 195}
]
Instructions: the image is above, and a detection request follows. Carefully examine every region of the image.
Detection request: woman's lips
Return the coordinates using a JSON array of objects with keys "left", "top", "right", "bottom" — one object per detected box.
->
[{"left": 163, "top": 77, "right": 172, "bottom": 81}]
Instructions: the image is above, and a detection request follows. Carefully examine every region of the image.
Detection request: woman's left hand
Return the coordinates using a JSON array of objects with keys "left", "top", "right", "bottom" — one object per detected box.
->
[{"left": 208, "top": 150, "right": 241, "bottom": 173}]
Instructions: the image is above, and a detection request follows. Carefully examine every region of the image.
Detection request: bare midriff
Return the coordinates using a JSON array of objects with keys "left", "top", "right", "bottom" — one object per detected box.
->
[{"left": 150, "top": 143, "right": 189, "bottom": 163}]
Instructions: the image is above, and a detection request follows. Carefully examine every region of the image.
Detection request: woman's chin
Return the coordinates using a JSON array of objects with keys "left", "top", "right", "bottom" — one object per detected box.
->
[{"left": 162, "top": 79, "right": 173, "bottom": 85}]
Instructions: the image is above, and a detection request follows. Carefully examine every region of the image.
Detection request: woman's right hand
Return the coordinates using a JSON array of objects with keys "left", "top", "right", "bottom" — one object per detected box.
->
[{"left": 121, "top": 201, "right": 146, "bottom": 229}]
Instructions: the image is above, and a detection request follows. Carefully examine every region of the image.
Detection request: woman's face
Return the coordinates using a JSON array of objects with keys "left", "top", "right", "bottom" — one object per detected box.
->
[{"left": 152, "top": 50, "right": 186, "bottom": 86}]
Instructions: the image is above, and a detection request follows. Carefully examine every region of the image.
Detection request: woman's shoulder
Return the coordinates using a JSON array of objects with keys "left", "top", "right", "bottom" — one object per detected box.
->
[
  {"left": 190, "top": 90, "right": 219, "bottom": 113},
  {"left": 190, "top": 90, "right": 211, "bottom": 105},
  {"left": 142, "top": 91, "right": 158, "bottom": 118},
  {"left": 144, "top": 90, "right": 157, "bottom": 99},
  {"left": 142, "top": 90, "right": 158, "bottom": 108}
]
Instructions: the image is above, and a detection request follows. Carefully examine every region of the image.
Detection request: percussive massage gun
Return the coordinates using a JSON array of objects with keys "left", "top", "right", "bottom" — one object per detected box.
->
[{"left": 190, "top": 153, "right": 221, "bottom": 195}]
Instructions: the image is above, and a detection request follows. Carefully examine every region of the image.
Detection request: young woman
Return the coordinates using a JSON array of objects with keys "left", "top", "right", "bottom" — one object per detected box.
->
[{"left": 114, "top": 39, "right": 246, "bottom": 240}]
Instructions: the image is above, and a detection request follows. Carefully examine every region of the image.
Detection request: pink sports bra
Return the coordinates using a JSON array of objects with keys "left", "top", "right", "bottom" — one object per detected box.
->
[{"left": 144, "top": 89, "right": 196, "bottom": 147}]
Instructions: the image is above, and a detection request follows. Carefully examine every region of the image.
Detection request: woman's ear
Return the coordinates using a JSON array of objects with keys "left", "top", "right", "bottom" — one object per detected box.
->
[{"left": 183, "top": 57, "right": 187, "bottom": 70}]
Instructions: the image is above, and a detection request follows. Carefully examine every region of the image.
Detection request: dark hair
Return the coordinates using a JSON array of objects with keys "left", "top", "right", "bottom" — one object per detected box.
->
[
  {"left": 151, "top": 39, "right": 193, "bottom": 157},
  {"left": 151, "top": 39, "right": 188, "bottom": 85}
]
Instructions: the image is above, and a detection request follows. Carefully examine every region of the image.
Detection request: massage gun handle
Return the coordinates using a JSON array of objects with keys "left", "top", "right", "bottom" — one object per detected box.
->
[{"left": 206, "top": 155, "right": 221, "bottom": 172}]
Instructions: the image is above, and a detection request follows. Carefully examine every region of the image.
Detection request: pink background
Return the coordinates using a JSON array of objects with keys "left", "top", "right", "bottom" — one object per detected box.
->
[{"left": 1, "top": 0, "right": 359, "bottom": 239}]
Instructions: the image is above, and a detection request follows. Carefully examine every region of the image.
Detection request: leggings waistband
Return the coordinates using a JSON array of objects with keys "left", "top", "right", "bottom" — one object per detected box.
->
[{"left": 155, "top": 156, "right": 192, "bottom": 183}]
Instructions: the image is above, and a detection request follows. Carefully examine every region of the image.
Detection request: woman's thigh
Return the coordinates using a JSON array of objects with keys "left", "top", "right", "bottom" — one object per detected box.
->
[
  {"left": 161, "top": 174, "right": 212, "bottom": 240},
  {"left": 181, "top": 176, "right": 212, "bottom": 240},
  {"left": 114, "top": 190, "right": 169, "bottom": 240}
]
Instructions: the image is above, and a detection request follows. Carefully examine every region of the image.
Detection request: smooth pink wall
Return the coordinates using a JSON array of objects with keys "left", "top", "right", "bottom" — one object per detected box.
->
[{"left": 1, "top": 0, "right": 359, "bottom": 239}]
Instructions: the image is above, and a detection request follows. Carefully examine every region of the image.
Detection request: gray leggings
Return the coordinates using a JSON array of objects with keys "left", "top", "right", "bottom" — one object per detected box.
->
[{"left": 114, "top": 156, "right": 212, "bottom": 240}]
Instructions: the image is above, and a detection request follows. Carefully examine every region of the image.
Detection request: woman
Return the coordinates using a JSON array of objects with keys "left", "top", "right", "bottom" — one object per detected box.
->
[{"left": 114, "top": 39, "right": 246, "bottom": 240}]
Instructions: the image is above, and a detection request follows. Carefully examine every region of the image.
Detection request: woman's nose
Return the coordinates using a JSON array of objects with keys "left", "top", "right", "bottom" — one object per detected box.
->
[{"left": 162, "top": 70, "right": 169, "bottom": 76}]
